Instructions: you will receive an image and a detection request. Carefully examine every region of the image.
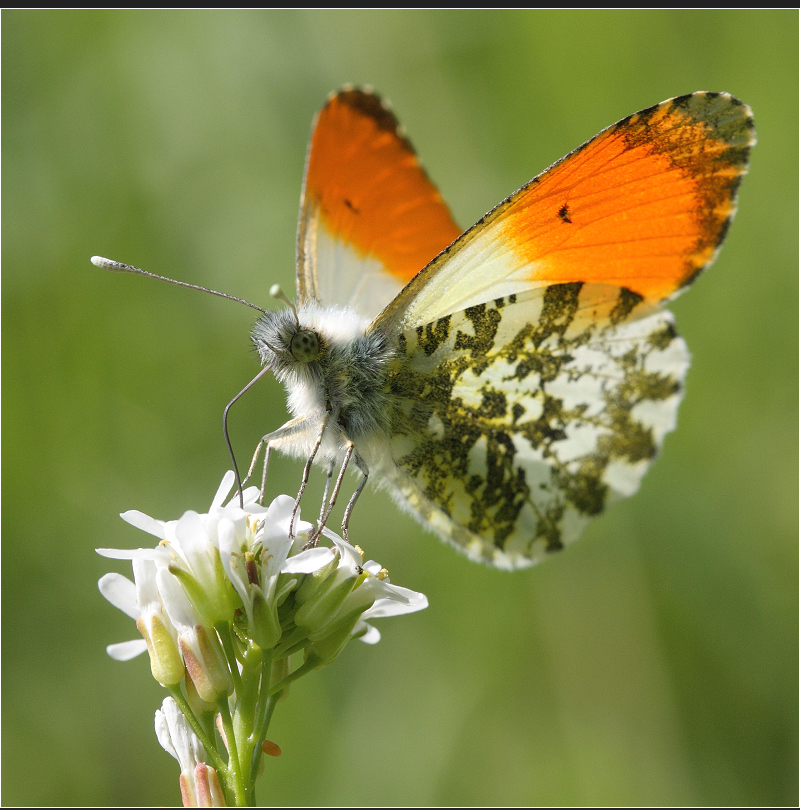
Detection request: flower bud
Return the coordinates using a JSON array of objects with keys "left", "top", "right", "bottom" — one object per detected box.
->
[
  {"left": 179, "top": 626, "right": 233, "bottom": 704},
  {"left": 194, "top": 762, "right": 226, "bottom": 807},
  {"left": 304, "top": 621, "right": 360, "bottom": 669},
  {"left": 293, "top": 549, "right": 340, "bottom": 602},
  {"left": 250, "top": 588, "right": 282, "bottom": 651},
  {"left": 184, "top": 668, "right": 216, "bottom": 718},
  {"left": 137, "top": 611, "right": 184, "bottom": 686},
  {"left": 294, "top": 566, "right": 358, "bottom": 634}
]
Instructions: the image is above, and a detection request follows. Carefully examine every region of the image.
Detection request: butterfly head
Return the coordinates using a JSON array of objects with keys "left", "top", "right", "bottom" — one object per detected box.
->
[{"left": 252, "top": 307, "right": 326, "bottom": 379}]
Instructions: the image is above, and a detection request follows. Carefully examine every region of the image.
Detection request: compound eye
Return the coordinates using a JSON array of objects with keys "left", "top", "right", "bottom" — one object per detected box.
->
[{"left": 290, "top": 330, "right": 320, "bottom": 363}]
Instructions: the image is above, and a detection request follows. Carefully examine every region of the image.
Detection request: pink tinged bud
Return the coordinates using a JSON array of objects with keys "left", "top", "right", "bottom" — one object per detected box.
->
[
  {"left": 179, "top": 626, "right": 233, "bottom": 704},
  {"left": 178, "top": 764, "right": 226, "bottom": 807},
  {"left": 214, "top": 714, "right": 228, "bottom": 753},
  {"left": 185, "top": 669, "right": 217, "bottom": 717},
  {"left": 137, "top": 612, "right": 184, "bottom": 686},
  {"left": 180, "top": 771, "right": 196, "bottom": 807},
  {"left": 195, "top": 763, "right": 226, "bottom": 807}
]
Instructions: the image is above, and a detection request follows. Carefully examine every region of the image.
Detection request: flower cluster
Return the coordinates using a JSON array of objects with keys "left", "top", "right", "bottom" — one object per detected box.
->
[{"left": 98, "top": 472, "right": 427, "bottom": 806}]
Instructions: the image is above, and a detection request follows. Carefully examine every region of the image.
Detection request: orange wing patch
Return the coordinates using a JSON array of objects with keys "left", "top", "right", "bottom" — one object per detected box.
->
[
  {"left": 374, "top": 92, "right": 754, "bottom": 334},
  {"left": 501, "top": 92, "right": 755, "bottom": 303},
  {"left": 301, "top": 87, "right": 461, "bottom": 286}
]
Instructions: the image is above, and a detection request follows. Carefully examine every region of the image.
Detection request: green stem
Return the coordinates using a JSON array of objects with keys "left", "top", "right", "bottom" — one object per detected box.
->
[
  {"left": 233, "top": 643, "right": 264, "bottom": 806},
  {"left": 267, "top": 657, "right": 317, "bottom": 697},
  {"left": 217, "top": 700, "right": 247, "bottom": 806},
  {"left": 248, "top": 650, "right": 278, "bottom": 793}
]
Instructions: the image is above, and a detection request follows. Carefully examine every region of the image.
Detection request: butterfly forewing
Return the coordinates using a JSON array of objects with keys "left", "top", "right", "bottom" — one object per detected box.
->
[
  {"left": 297, "top": 87, "right": 461, "bottom": 320},
  {"left": 381, "top": 284, "right": 689, "bottom": 568},
  {"left": 372, "top": 92, "right": 755, "bottom": 334}
]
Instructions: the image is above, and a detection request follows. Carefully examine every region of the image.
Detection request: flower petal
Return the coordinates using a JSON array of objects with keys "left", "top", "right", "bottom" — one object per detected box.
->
[
  {"left": 218, "top": 518, "right": 250, "bottom": 607},
  {"left": 358, "top": 624, "right": 381, "bottom": 644},
  {"left": 211, "top": 471, "right": 236, "bottom": 510},
  {"left": 265, "top": 495, "right": 313, "bottom": 537},
  {"left": 281, "top": 547, "right": 335, "bottom": 574},
  {"left": 120, "top": 510, "right": 166, "bottom": 539},
  {"left": 363, "top": 586, "right": 428, "bottom": 619},
  {"left": 175, "top": 511, "right": 209, "bottom": 549},
  {"left": 325, "top": 532, "right": 364, "bottom": 570},
  {"left": 96, "top": 547, "right": 161, "bottom": 561},
  {"left": 107, "top": 639, "right": 149, "bottom": 660},
  {"left": 155, "top": 696, "right": 206, "bottom": 768},
  {"left": 98, "top": 572, "right": 140, "bottom": 618},
  {"left": 157, "top": 568, "right": 199, "bottom": 629}
]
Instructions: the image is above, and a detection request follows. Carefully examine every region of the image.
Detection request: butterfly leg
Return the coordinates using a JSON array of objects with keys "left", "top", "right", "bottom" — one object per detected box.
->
[
  {"left": 305, "top": 442, "right": 355, "bottom": 547},
  {"left": 243, "top": 438, "right": 266, "bottom": 485},
  {"left": 289, "top": 410, "right": 330, "bottom": 538},
  {"left": 319, "top": 463, "right": 335, "bottom": 523},
  {"left": 235, "top": 413, "right": 319, "bottom": 514},
  {"left": 341, "top": 457, "right": 368, "bottom": 543},
  {"left": 242, "top": 437, "right": 272, "bottom": 504},
  {"left": 259, "top": 444, "right": 272, "bottom": 505}
]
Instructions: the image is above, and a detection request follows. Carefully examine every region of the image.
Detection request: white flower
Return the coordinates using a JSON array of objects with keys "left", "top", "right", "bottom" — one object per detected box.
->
[
  {"left": 98, "top": 474, "right": 332, "bottom": 666},
  {"left": 217, "top": 491, "right": 329, "bottom": 650},
  {"left": 353, "top": 560, "right": 429, "bottom": 645},
  {"left": 99, "top": 472, "right": 429, "bottom": 805},
  {"left": 98, "top": 472, "right": 428, "bottom": 678}
]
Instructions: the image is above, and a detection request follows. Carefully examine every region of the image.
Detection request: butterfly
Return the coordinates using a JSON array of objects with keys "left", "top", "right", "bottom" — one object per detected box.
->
[{"left": 243, "top": 86, "right": 754, "bottom": 569}]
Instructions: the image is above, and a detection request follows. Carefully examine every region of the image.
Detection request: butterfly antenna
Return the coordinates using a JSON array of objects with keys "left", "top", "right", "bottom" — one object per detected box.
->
[
  {"left": 269, "top": 284, "right": 299, "bottom": 327},
  {"left": 223, "top": 364, "right": 275, "bottom": 508},
  {"left": 91, "top": 256, "right": 268, "bottom": 314}
]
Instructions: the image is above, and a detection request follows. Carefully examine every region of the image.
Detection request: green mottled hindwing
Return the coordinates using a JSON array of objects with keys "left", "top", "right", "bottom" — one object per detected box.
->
[{"left": 381, "top": 283, "right": 689, "bottom": 569}]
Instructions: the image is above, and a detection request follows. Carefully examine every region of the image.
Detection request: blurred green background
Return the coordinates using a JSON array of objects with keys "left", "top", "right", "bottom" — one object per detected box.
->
[{"left": 3, "top": 9, "right": 797, "bottom": 806}]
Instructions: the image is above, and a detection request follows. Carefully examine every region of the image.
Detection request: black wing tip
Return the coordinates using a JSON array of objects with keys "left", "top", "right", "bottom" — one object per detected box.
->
[{"left": 324, "top": 84, "right": 409, "bottom": 140}]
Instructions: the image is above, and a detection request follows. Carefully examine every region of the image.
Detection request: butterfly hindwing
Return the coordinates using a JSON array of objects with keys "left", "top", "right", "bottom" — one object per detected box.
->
[
  {"left": 297, "top": 86, "right": 462, "bottom": 320},
  {"left": 381, "top": 284, "right": 689, "bottom": 568}
]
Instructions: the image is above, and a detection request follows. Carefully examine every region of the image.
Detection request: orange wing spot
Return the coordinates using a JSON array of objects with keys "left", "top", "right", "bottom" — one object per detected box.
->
[
  {"left": 304, "top": 89, "right": 462, "bottom": 282},
  {"left": 503, "top": 93, "right": 753, "bottom": 303}
]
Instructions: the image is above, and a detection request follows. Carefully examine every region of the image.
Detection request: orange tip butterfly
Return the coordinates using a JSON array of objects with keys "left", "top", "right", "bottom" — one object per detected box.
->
[{"left": 96, "top": 86, "right": 755, "bottom": 569}]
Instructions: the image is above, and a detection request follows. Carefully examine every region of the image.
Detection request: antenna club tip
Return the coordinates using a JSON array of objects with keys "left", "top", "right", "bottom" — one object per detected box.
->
[
  {"left": 92, "top": 256, "right": 131, "bottom": 272},
  {"left": 269, "top": 285, "right": 297, "bottom": 319}
]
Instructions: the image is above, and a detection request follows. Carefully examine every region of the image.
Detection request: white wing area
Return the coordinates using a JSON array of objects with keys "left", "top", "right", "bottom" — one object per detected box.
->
[
  {"left": 377, "top": 285, "right": 690, "bottom": 568},
  {"left": 385, "top": 217, "right": 544, "bottom": 331},
  {"left": 309, "top": 223, "right": 405, "bottom": 321}
]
